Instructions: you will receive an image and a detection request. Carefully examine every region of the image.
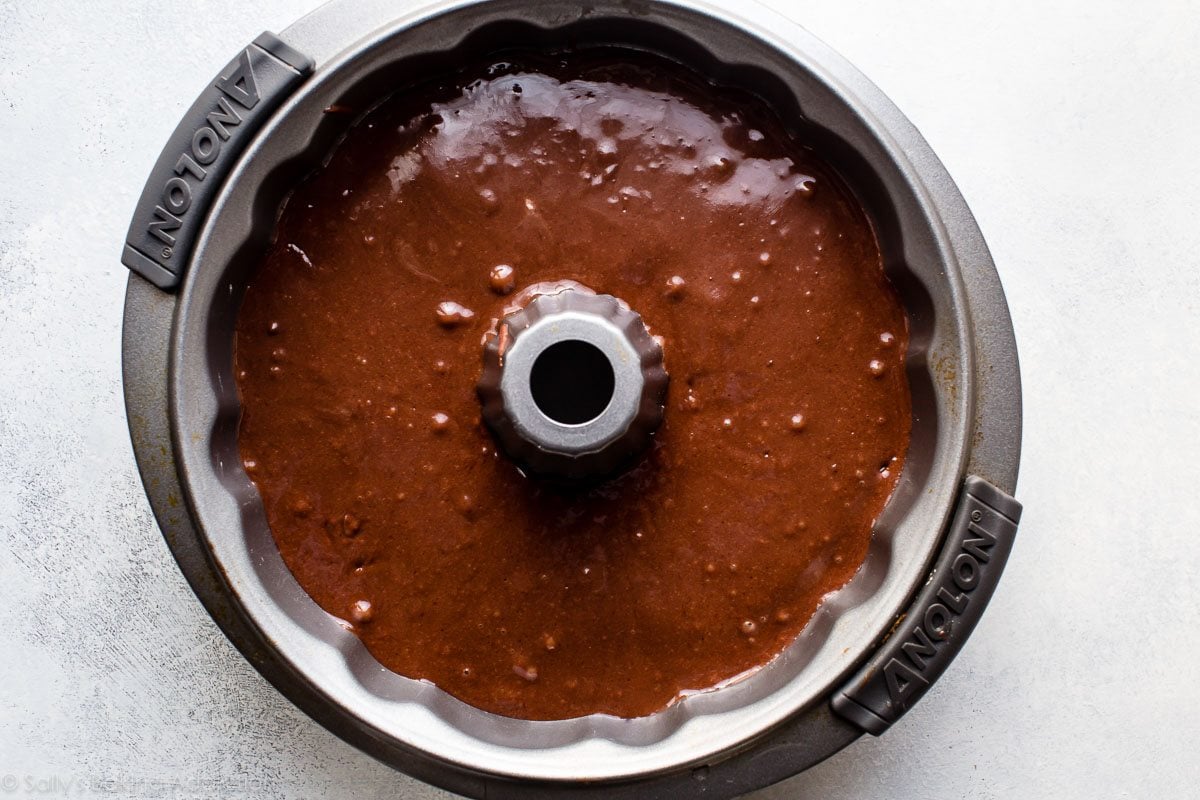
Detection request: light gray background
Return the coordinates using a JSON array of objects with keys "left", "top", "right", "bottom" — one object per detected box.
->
[{"left": 1, "top": 0, "right": 1196, "bottom": 797}]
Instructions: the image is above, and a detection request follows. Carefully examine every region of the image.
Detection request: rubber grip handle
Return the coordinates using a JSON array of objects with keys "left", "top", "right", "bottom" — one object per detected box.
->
[
  {"left": 831, "top": 476, "right": 1021, "bottom": 735},
  {"left": 120, "top": 32, "right": 313, "bottom": 291}
]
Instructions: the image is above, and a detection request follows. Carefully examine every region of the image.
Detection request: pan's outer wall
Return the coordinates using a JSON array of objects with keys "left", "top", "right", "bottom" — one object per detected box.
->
[{"left": 122, "top": 1, "right": 1021, "bottom": 797}]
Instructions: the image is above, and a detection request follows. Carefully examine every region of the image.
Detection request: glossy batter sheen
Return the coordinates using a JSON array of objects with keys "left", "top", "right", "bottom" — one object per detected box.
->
[{"left": 235, "top": 53, "right": 911, "bottom": 720}]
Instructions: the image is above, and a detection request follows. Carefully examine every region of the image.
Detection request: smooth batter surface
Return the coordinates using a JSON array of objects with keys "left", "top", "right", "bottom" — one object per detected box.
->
[{"left": 234, "top": 52, "right": 911, "bottom": 720}]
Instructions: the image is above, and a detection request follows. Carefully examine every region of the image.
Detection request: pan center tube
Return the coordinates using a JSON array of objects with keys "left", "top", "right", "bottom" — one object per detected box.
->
[{"left": 477, "top": 284, "right": 668, "bottom": 482}]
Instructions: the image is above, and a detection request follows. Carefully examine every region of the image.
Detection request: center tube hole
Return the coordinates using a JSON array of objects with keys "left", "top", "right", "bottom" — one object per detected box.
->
[{"left": 529, "top": 340, "right": 616, "bottom": 425}]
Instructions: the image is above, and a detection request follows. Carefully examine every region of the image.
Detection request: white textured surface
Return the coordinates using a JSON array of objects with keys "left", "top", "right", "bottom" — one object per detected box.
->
[{"left": 1, "top": 0, "right": 1197, "bottom": 797}]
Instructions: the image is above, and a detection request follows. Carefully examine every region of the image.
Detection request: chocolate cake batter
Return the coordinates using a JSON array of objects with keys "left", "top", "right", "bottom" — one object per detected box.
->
[{"left": 234, "top": 51, "right": 911, "bottom": 720}]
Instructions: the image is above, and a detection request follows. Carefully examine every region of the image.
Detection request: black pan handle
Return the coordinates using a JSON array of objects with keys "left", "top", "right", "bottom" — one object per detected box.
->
[
  {"left": 832, "top": 476, "right": 1022, "bottom": 734},
  {"left": 121, "top": 32, "right": 313, "bottom": 291}
]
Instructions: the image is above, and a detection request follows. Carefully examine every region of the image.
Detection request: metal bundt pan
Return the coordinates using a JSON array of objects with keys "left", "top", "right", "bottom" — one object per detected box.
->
[{"left": 121, "top": 1, "right": 1023, "bottom": 796}]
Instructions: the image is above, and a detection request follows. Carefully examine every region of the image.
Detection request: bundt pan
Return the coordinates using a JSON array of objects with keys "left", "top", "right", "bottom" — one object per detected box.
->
[{"left": 120, "top": 0, "right": 1023, "bottom": 796}]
